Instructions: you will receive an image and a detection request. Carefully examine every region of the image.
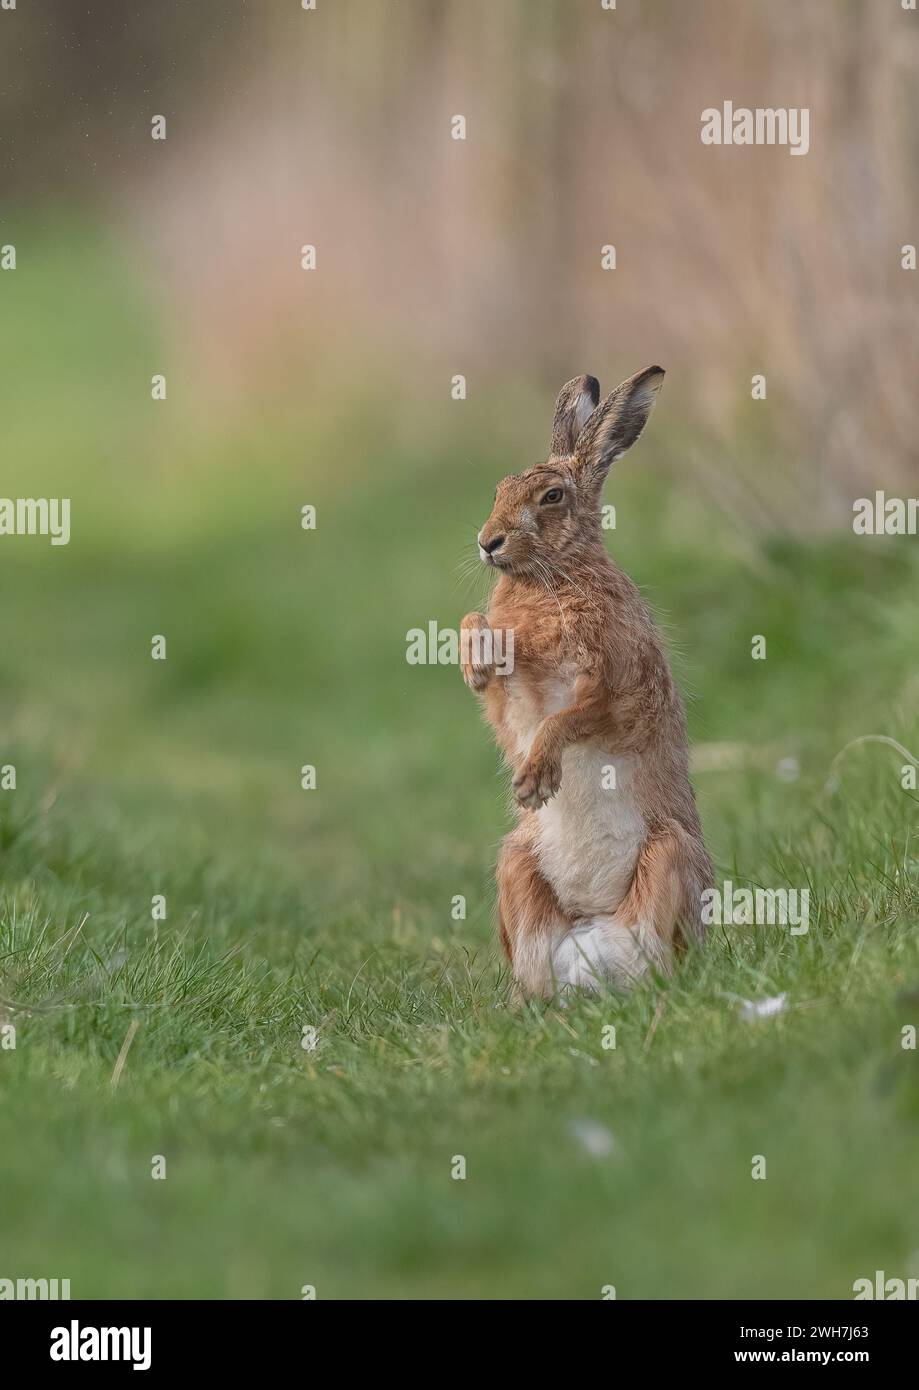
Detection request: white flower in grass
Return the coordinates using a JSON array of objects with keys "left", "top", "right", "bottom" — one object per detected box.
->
[
  {"left": 570, "top": 1119, "right": 615, "bottom": 1158},
  {"left": 727, "top": 992, "right": 789, "bottom": 1021}
]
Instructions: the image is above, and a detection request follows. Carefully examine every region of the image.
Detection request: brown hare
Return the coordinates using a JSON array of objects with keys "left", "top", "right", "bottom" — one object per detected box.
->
[{"left": 461, "top": 367, "right": 712, "bottom": 997}]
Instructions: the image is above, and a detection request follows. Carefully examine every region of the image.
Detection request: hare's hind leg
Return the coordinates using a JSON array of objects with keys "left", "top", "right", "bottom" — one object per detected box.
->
[
  {"left": 550, "top": 822, "right": 710, "bottom": 992},
  {"left": 497, "top": 822, "right": 573, "bottom": 999}
]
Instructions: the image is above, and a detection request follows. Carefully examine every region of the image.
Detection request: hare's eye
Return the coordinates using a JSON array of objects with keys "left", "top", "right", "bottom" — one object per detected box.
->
[{"left": 540, "top": 487, "right": 564, "bottom": 505}]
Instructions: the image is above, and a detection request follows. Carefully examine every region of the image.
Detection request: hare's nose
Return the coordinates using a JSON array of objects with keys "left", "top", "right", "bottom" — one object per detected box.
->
[{"left": 482, "top": 534, "right": 506, "bottom": 554}]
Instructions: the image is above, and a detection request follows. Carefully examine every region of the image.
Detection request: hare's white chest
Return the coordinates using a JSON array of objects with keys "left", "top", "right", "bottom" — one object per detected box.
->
[
  {"left": 537, "top": 744, "right": 645, "bottom": 916},
  {"left": 504, "top": 667, "right": 645, "bottom": 916}
]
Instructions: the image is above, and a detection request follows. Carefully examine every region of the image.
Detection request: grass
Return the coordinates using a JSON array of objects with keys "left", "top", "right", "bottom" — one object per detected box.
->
[{"left": 1, "top": 234, "right": 918, "bottom": 1300}]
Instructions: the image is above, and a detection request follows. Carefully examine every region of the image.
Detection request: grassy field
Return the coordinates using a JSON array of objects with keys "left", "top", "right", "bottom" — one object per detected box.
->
[{"left": 1, "top": 237, "right": 918, "bottom": 1300}]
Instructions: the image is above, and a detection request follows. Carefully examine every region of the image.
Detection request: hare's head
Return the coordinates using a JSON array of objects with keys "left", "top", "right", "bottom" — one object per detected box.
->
[{"left": 477, "top": 365, "right": 664, "bottom": 575}]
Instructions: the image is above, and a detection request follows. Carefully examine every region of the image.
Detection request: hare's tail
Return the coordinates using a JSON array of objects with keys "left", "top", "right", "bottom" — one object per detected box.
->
[{"left": 549, "top": 823, "right": 711, "bottom": 992}]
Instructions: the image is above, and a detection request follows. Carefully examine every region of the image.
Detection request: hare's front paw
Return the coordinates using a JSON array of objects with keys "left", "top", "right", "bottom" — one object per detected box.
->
[
  {"left": 513, "top": 751, "right": 562, "bottom": 810},
  {"left": 460, "top": 611, "right": 494, "bottom": 691}
]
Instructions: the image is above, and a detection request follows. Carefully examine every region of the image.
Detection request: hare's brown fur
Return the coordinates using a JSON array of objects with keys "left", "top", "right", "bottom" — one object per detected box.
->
[{"left": 462, "top": 367, "right": 712, "bottom": 996}]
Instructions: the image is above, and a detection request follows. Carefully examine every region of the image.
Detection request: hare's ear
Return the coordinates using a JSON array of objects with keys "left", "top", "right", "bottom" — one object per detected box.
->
[
  {"left": 574, "top": 365, "right": 664, "bottom": 483},
  {"left": 549, "top": 374, "right": 600, "bottom": 457}
]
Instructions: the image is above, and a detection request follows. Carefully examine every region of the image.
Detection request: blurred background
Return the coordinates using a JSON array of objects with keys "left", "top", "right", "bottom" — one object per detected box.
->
[
  {"left": 3, "top": 0, "right": 918, "bottom": 526},
  {"left": 1, "top": 0, "right": 918, "bottom": 1299}
]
